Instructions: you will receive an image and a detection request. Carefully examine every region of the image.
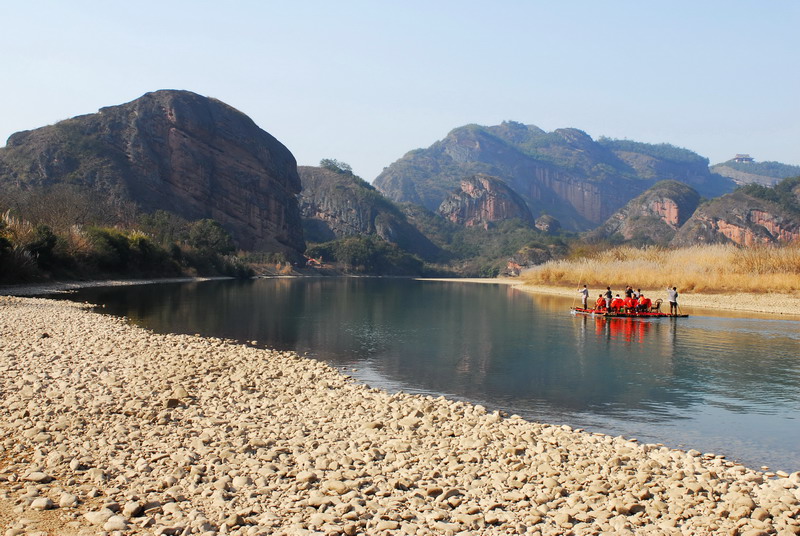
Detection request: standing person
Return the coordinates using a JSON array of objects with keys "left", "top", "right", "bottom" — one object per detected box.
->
[
  {"left": 604, "top": 287, "right": 613, "bottom": 311},
  {"left": 625, "top": 286, "right": 633, "bottom": 298},
  {"left": 578, "top": 284, "right": 589, "bottom": 309},
  {"left": 667, "top": 286, "right": 679, "bottom": 315}
]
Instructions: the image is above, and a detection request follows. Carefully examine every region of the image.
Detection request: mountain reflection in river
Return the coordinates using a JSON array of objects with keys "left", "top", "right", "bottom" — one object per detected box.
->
[{"left": 64, "top": 278, "right": 800, "bottom": 472}]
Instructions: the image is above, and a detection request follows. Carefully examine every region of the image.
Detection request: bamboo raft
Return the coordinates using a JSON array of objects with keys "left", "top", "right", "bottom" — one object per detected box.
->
[{"left": 571, "top": 307, "right": 689, "bottom": 318}]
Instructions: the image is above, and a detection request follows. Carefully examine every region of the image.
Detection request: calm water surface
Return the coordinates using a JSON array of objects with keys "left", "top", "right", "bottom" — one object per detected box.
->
[{"left": 63, "top": 278, "right": 800, "bottom": 472}]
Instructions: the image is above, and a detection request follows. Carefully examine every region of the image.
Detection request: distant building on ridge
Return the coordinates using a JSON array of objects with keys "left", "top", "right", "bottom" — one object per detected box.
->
[{"left": 733, "top": 154, "right": 754, "bottom": 163}]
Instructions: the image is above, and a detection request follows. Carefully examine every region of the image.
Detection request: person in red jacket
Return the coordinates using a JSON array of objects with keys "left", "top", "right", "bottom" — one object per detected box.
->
[
  {"left": 610, "top": 294, "right": 624, "bottom": 313},
  {"left": 623, "top": 295, "right": 636, "bottom": 313},
  {"left": 595, "top": 294, "right": 606, "bottom": 311},
  {"left": 638, "top": 294, "right": 652, "bottom": 312}
]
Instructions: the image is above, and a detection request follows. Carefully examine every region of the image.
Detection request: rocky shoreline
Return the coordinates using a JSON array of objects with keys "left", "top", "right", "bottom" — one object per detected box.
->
[{"left": 1, "top": 296, "right": 799, "bottom": 535}]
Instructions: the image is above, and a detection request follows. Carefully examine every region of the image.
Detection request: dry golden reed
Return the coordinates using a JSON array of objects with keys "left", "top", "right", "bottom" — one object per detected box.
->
[{"left": 521, "top": 244, "right": 800, "bottom": 293}]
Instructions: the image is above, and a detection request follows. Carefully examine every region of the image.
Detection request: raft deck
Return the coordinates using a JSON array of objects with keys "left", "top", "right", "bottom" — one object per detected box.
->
[{"left": 571, "top": 307, "right": 689, "bottom": 318}]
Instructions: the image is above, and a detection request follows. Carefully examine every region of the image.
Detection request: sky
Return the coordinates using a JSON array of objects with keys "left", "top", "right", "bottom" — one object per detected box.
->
[{"left": 1, "top": 1, "right": 798, "bottom": 181}]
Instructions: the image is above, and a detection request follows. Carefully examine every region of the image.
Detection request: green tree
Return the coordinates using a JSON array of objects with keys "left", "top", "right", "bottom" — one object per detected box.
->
[
  {"left": 86, "top": 227, "right": 132, "bottom": 272},
  {"left": 320, "top": 158, "right": 353, "bottom": 175},
  {"left": 25, "top": 225, "right": 59, "bottom": 269},
  {"left": 187, "top": 219, "right": 235, "bottom": 255},
  {"left": 139, "top": 210, "right": 190, "bottom": 246}
]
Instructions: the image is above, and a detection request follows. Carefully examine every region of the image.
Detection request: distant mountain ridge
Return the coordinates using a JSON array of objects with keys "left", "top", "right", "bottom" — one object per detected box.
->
[
  {"left": 2, "top": 92, "right": 796, "bottom": 280},
  {"left": 711, "top": 159, "right": 800, "bottom": 187},
  {"left": 374, "top": 121, "right": 735, "bottom": 231}
]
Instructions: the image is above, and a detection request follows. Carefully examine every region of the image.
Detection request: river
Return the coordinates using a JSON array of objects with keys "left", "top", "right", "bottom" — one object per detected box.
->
[{"left": 60, "top": 277, "right": 800, "bottom": 473}]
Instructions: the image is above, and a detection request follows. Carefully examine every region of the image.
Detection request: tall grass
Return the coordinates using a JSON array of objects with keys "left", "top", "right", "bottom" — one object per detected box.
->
[{"left": 521, "top": 244, "right": 800, "bottom": 293}]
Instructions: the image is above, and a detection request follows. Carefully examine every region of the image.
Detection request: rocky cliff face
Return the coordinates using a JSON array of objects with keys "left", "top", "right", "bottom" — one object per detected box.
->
[
  {"left": 373, "top": 121, "right": 734, "bottom": 232},
  {"left": 588, "top": 181, "right": 701, "bottom": 245},
  {"left": 438, "top": 174, "right": 534, "bottom": 228},
  {"left": 671, "top": 191, "right": 800, "bottom": 246},
  {"left": 0, "top": 90, "right": 305, "bottom": 258},
  {"left": 298, "top": 166, "right": 441, "bottom": 261}
]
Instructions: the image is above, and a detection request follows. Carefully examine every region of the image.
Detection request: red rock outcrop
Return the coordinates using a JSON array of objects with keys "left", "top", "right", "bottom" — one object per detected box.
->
[
  {"left": 671, "top": 191, "right": 800, "bottom": 246},
  {"left": 651, "top": 199, "right": 681, "bottom": 227},
  {"left": 438, "top": 174, "right": 534, "bottom": 228}
]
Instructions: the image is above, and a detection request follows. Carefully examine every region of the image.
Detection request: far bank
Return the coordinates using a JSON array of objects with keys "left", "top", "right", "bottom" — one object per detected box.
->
[{"left": 418, "top": 277, "right": 800, "bottom": 319}]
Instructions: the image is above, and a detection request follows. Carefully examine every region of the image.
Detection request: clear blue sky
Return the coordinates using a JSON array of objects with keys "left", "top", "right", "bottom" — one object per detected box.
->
[{"left": 2, "top": 1, "right": 798, "bottom": 181}]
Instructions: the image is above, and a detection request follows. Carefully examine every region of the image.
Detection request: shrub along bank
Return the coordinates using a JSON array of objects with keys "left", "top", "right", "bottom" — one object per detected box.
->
[{"left": 0, "top": 211, "right": 252, "bottom": 283}]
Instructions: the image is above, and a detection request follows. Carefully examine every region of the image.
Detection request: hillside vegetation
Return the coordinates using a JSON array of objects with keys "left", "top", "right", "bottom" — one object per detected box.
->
[
  {"left": 737, "top": 177, "right": 800, "bottom": 216},
  {"left": 715, "top": 160, "right": 800, "bottom": 180},
  {"left": 0, "top": 188, "right": 253, "bottom": 283},
  {"left": 597, "top": 138, "right": 709, "bottom": 166},
  {"left": 521, "top": 243, "right": 800, "bottom": 293}
]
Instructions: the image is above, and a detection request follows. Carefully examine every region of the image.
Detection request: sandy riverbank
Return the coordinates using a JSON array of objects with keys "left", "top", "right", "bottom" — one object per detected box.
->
[{"left": 1, "top": 297, "right": 799, "bottom": 535}]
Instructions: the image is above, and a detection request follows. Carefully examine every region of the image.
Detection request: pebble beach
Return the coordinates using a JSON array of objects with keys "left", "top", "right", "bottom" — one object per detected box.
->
[{"left": 1, "top": 295, "right": 799, "bottom": 536}]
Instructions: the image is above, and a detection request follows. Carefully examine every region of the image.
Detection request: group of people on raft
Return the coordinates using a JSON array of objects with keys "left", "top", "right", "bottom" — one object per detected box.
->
[{"left": 577, "top": 284, "right": 679, "bottom": 315}]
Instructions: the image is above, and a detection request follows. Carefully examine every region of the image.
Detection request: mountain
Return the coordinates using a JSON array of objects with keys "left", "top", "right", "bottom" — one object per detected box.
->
[
  {"left": 437, "top": 173, "right": 534, "bottom": 228},
  {"left": 373, "top": 121, "right": 735, "bottom": 231},
  {"left": 587, "top": 180, "right": 701, "bottom": 245},
  {"left": 0, "top": 90, "right": 305, "bottom": 259},
  {"left": 298, "top": 165, "right": 441, "bottom": 261},
  {"left": 671, "top": 178, "right": 800, "bottom": 246},
  {"left": 710, "top": 159, "right": 800, "bottom": 186}
]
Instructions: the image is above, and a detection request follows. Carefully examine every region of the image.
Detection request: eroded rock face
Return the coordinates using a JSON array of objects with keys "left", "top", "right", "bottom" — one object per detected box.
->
[
  {"left": 535, "top": 214, "right": 561, "bottom": 234},
  {"left": 671, "top": 191, "right": 800, "bottom": 246},
  {"left": 438, "top": 174, "right": 533, "bottom": 228},
  {"left": 0, "top": 90, "right": 305, "bottom": 258},
  {"left": 589, "top": 181, "right": 701, "bottom": 245},
  {"left": 298, "top": 166, "right": 441, "bottom": 261}
]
